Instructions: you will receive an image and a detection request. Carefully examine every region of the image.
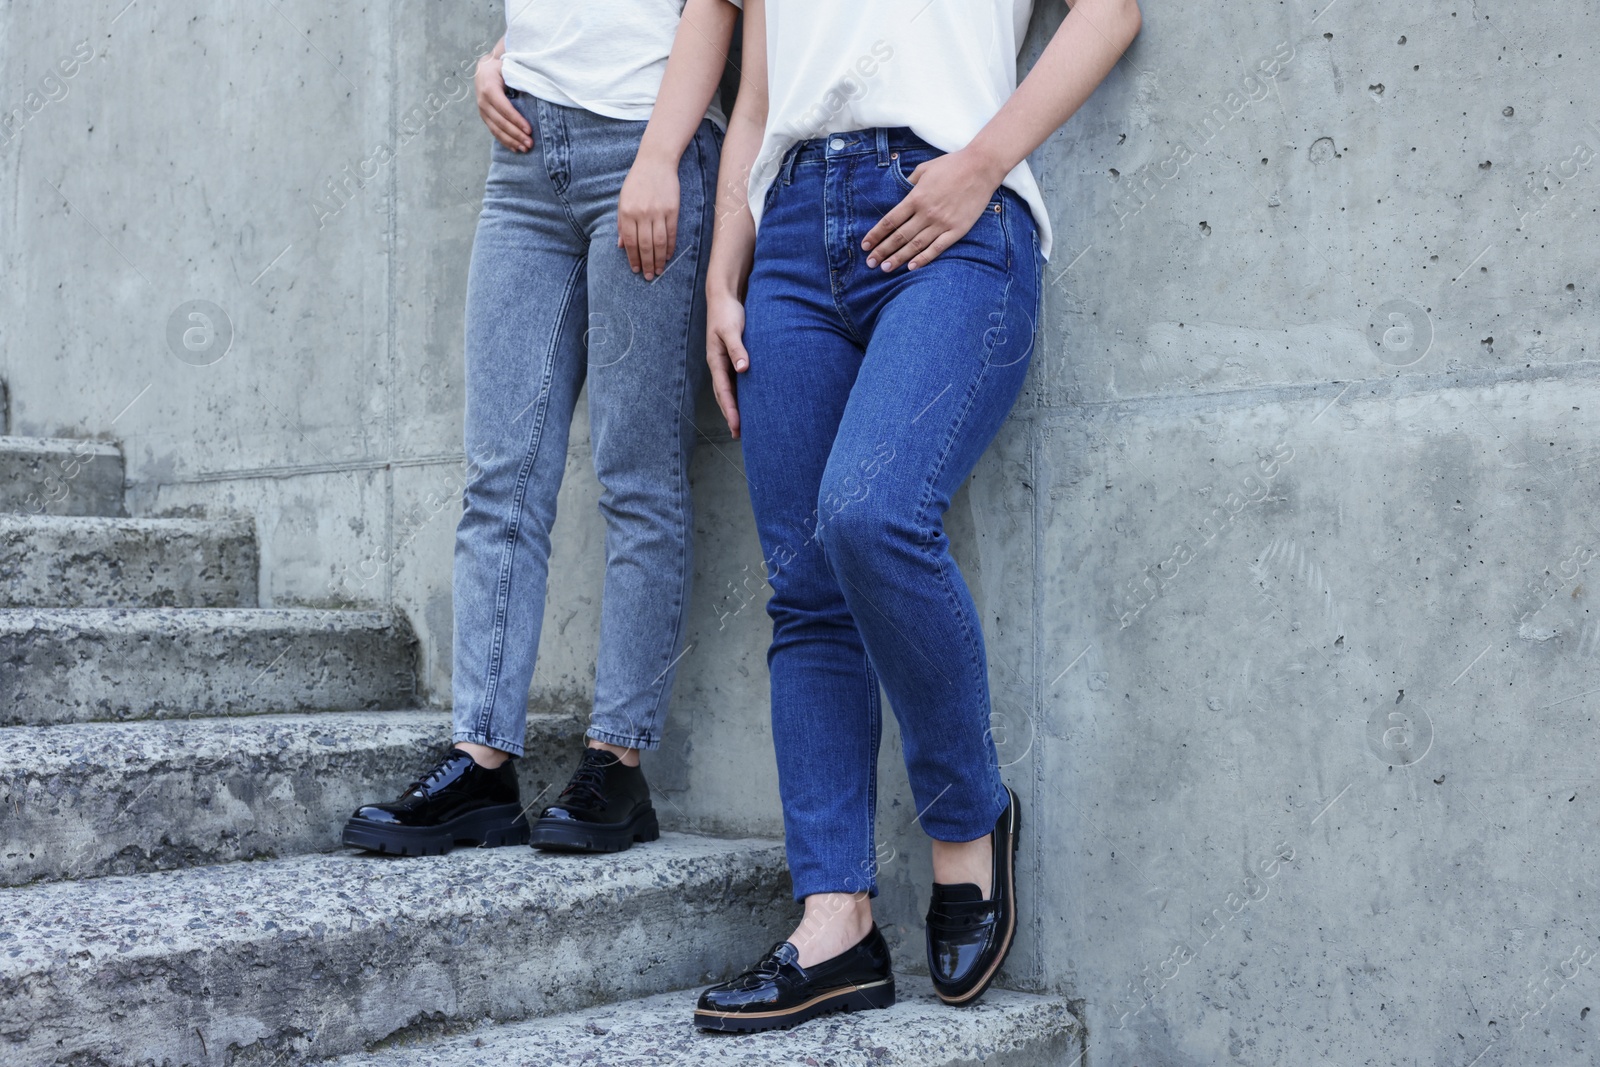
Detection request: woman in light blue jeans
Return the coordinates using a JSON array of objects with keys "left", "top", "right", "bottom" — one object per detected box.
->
[
  {"left": 695, "top": 0, "right": 1142, "bottom": 1033},
  {"left": 342, "top": 2, "right": 741, "bottom": 859}
]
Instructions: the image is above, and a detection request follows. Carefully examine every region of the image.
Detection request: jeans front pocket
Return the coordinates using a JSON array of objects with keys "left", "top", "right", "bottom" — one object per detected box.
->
[{"left": 887, "top": 148, "right": 939, "bottom": 195}]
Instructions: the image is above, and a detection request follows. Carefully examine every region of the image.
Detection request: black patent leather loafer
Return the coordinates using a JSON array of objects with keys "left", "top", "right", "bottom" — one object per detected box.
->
[
  {"left": 926, "top": 785, "right": 1021, "bottom": 1004},
  {"left": 695, "top": 924, "right": 896, "bottom": 1032},
  {"left": 529, "top": 747, "right": 659, "bottom": 852},
  {"left": 342, "top": 748, "right": 529, "bottom": 856}
]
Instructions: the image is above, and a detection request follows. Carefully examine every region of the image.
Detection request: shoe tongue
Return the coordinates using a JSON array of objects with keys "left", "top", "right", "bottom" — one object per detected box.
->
[
  {"left": 933, "top": 882, "right": 985, "bottom": 903},
  {"left": 771, "top": 941, "right": 800, "bottom": 966}
]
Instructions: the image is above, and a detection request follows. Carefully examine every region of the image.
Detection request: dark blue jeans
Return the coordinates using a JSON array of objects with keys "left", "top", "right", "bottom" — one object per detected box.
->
[{"left": 740, "top": 128, "right": 1042, "bottom": 900}]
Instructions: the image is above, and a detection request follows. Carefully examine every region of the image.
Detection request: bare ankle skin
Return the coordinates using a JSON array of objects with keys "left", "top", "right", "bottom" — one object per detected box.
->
[
  {"left": 454, "top": 741, "right": 511, "bottom": 769},
  {"left": 789, "top": 892, "right": 874, "bottom": 968},
  {"left": 586, "top": 737, "right": 641, "bottom": 767},
  {"left": 930, "top": 833, "right": 994, "bottom": 898}
]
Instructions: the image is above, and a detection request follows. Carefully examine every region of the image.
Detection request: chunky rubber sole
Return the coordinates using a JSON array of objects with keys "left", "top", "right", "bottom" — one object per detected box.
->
[
  {"left": 694, "top": 977, "right": 896, "bottom": 1033},
  {"left": 528, "top": 806, "right": 659, "bottom": 853},
  {"left": 933, "top": 789, "right": 1022, "bottom": 1006},
  {"left": 341, "top": 803, "right": 530, "bottom": 856}
]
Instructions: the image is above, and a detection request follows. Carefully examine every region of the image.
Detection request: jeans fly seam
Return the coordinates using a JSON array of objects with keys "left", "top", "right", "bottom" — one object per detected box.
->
[{"left": 826, "top": 159, "right": 867, "bottom": 347}]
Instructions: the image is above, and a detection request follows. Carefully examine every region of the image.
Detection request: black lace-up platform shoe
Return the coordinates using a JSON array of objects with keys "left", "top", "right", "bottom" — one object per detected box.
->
[
  {"left": 528, "top": 747, "right": 659, "bottom": 852},
  {"left": 926, "top": 785, "right": 1022, "bottom": 1004},
  {"left": 341, "top": 748, "right": 529, "bottom": 855},
  {"left": 694, "top": 924, "right": 896, "bottom": 1033}
]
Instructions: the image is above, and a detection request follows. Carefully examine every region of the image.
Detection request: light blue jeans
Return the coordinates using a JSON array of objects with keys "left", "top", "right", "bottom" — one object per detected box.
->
[{"left": 452, "top": 93, "right": 717, "bottom": 756}]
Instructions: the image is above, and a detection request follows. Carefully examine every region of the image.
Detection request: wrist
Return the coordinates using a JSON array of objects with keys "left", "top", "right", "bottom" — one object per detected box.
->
[
  {"left": 706, "top": 272, "right": 744, "bottom": 303},
  {"left": 961, "top": 141, "right": 1014, "bottom": 188},
  {"left": 634, "top": 135, "right": 683, "bottom": 169}
]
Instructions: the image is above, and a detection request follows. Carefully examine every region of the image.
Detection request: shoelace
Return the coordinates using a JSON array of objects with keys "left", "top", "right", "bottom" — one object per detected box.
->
[
  {"left": 558, "top": 751, "right": 614, "bottom": 807},
  {"left": 402, "top": 752, "right": 465, "bottom": 798}
]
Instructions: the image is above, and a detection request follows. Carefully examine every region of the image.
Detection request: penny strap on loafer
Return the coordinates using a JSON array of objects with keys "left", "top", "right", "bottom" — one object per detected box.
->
[
  {"left": 926, "top": 786, "right": 1021, "bottom": 1005},
  {"left": 927, "top": 882, "right": 997, "bottom": 930}
]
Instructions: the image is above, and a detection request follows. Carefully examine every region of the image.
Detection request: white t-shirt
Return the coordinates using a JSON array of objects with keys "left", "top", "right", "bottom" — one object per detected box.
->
[
  {"left": 751, "top": 0, "right": 1053, "bottom": 259},
  {"left": 502, "top": 0, "right": 741, "bottom": 128}
]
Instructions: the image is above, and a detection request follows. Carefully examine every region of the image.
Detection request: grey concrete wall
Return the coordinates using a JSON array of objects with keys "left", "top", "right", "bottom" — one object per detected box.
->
[{"left": 4, "top": 1, "right": 1599, "bottom": 1065}]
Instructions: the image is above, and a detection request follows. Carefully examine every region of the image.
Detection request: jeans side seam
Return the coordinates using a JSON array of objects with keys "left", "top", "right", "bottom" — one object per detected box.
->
[
  {"left": 862, "top": 649, "right": 881, "bottom": 896},
  {"left": 469, "top": 254, "right": 587, "bottom": 744},
  {"left": 632, "top": 129, "right": 708, "bottom": 741},
  {"left": 906, "top": 269, "right": 1019, "bottom": 775}
]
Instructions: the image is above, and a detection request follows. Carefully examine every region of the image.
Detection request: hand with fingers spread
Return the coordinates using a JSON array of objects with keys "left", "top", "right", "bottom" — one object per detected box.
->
[
  {"left": 706, "top": 289, "right": 747, "bottom": 438},
  {"left": 476, "top": 38, "right": 532, "bottom": 152},
  {"left": 861, "top": 148, "right": 1009, "bottom": 272},
  {"left": 618, "top": 151, "right": 680, "bottom": 281}
]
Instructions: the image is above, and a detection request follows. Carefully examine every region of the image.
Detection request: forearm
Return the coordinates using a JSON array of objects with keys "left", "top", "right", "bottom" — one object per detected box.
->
[
  {"left": 637, "top": 0, "right": 739, "bottom": 165},
  {"left": 490, "top": 35, "right": 505, "bottom": 60},
  {"left": 706, "top": 102, "right": 764, "bottom": 300},
  {"left": 966, "top": 0, "right": 1143, "bottom": 184}
]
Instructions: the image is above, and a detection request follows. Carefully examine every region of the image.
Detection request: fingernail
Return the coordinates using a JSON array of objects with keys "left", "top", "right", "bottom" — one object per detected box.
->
[{"left": 866, "top": 258, "right": 877, "bottom": 268}]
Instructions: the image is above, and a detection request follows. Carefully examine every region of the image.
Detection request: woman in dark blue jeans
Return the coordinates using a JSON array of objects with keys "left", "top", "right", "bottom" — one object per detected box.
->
[{"left": 696, "top": 0, "right": 1142, "bottom": 1034}]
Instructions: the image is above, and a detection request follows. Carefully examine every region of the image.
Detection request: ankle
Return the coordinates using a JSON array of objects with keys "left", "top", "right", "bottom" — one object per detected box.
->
[
  {"left": 930, "top": 833, "right": 994, "bottom": 898},
  {"left": 791, "top": 893, "right": 874, "bottom": 968},
  {"left": 586, "top": 738, "right": 641, "bottom": 767},
  {"left": 454, "top": 741, "right": 511, "bottom": 770}
]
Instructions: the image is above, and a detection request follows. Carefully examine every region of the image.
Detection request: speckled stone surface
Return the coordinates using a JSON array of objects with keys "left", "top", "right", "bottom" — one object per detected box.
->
[
  {"left": 0, "top": 834, "right": 793, "bottom": 1066},
  {"left": 0, "top": 513, "right": 258, "bottom": 608},
  {"left": 324, "top": 988, "right": 1078, "bottom": 1067},
  {"left": 0, "top": 709, "right": 585, "bottom": 886},
  {"left": 0, "top": 607, "right": 417, "bottom": 725},
  {"left": 0, "top": 435, "right": 125, "bottom": 517}
]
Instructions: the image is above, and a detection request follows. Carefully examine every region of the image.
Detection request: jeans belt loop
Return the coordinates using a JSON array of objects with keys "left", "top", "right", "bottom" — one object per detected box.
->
[
  {"left": 875, "top": 127, "right": 892, "bottom": 168},
  {"left": 779, "top": 142, "right": 799, "bottom": 186}
]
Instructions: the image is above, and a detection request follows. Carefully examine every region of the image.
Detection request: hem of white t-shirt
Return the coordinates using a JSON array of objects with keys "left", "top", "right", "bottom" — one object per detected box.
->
[{"left": 500, "top": 62, "right": 728, "bottom": 131}]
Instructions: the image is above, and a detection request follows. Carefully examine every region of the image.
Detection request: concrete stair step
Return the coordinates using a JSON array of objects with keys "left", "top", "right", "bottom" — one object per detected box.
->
[
  {"left": 0, "top": 835, "right": 793, "bottom": 1066},
  {"left": 0, "top": 709, "right": 587, "bottom": 887},
  {"left": 0, "top": 435, "right": 125, "bottom": 516},
  {"left": 322, "top": 987, "right": 1079, "bottom": 1067},
  {"left": 0, "top": 513, "right": 259, "bottom": 608},
  {"left": 0, "top": 607, "right": 417, "bottom": 726}
]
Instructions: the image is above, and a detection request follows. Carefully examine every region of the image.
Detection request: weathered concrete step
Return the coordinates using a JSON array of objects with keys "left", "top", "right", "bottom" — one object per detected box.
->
[
  {"left": 0, "top": 513, "right": 258, "bottom": 608},
  {"left": 0, "top": 835, "right": 793, "bottom": 1066},
  {"left": 324, "top": 987, "right": 1079, "bottom": 1067},
  {"left": 0, "top": 608, "right": 417, "bottom": 726},
  {"left": 0, "top": 435, "right": 125, "bottom": 516},
  {"left": 0, "top": 709, "right": 586, "bottom": 887}
]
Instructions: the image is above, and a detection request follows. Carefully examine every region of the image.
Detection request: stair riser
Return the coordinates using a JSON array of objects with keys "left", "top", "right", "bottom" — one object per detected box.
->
[
  {"left": 0, "top": 715, "right": 582, "bottom": 887},
  {"left": 0, "top": 519, "right": 258, "bottom": 608},
  {"left": 0, "top": 614, "right": 417, "bottom": 726},
  {"left": 0, "top": 847, "right": 794, "bottom": 1066},
  {"left": 0, "top": 442, "right": 124, "bottom": 516}
]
